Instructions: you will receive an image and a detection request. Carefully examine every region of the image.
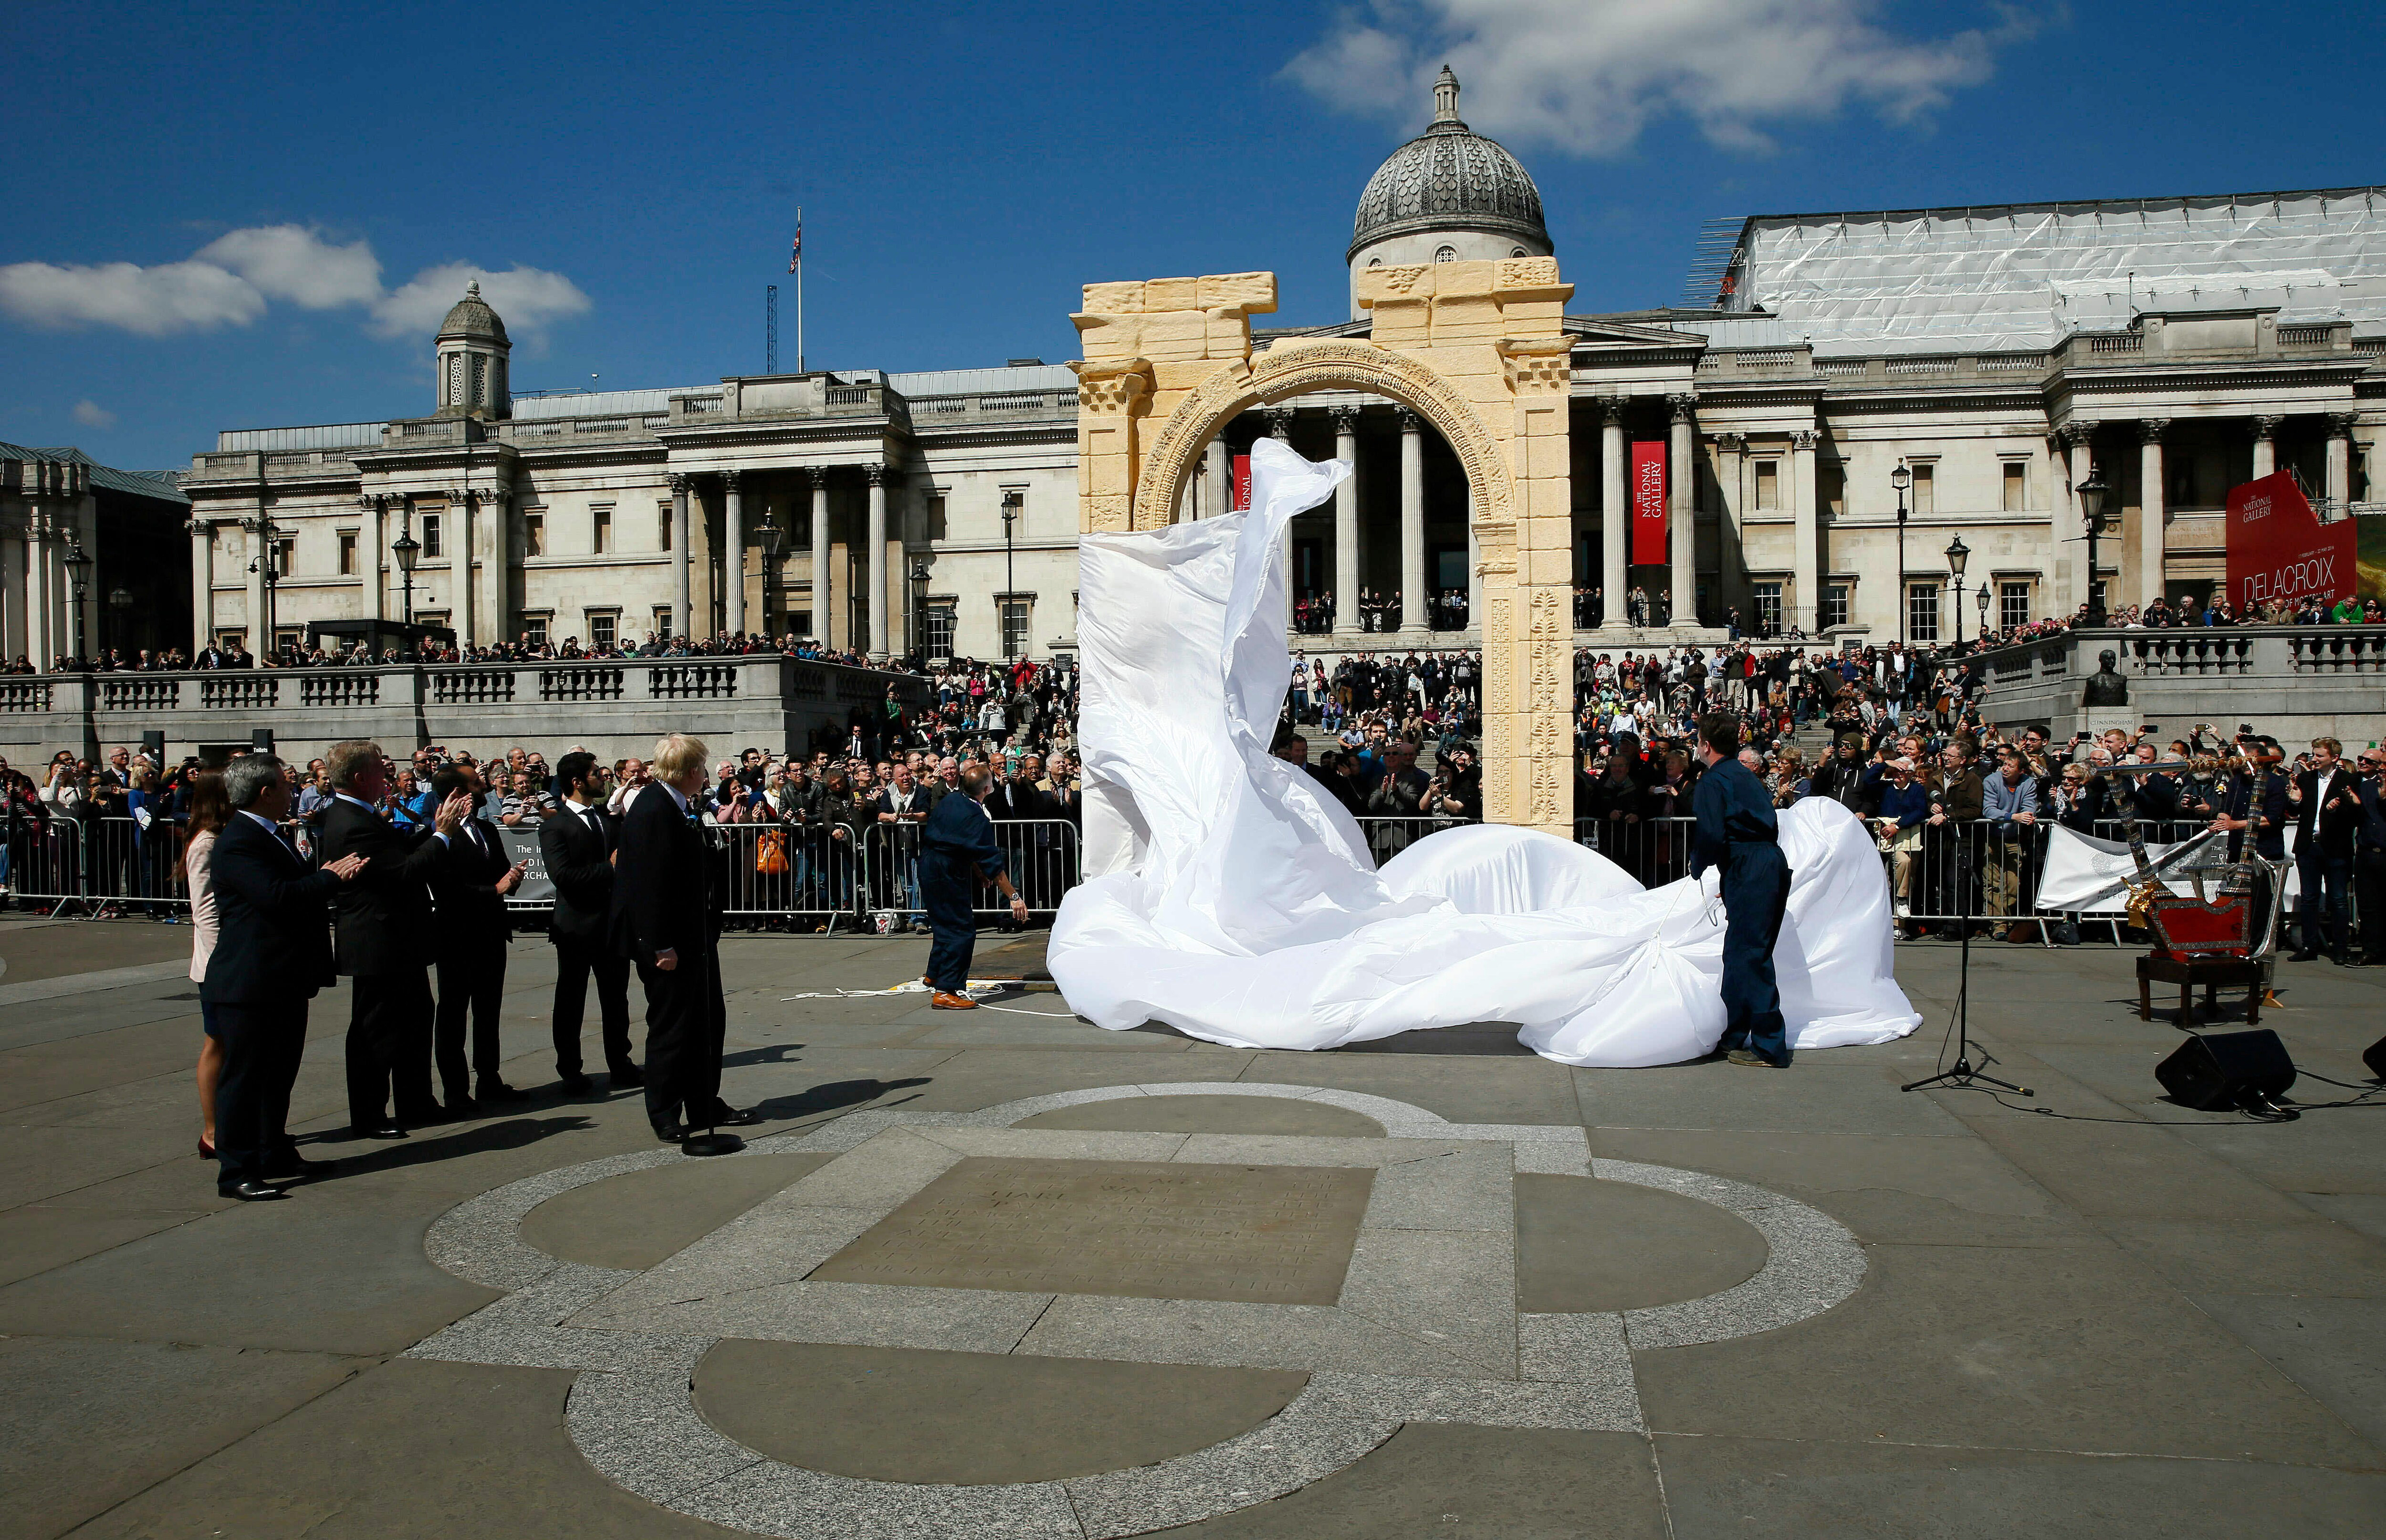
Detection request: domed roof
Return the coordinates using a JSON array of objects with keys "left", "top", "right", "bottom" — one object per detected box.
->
[
  {"left": 437, "top": 281, "right": 508, "bottom": 345},
  {"left": 1349, "top": 67, "right": 1548, "bottom": 261}
]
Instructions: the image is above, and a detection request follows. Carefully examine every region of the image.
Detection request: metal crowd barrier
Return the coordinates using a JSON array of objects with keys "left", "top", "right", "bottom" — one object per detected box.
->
[
  {"left": 713, "top": 822, "right": 869, "bottom": 931},
  {"left": 1572, "top": 815, "right": 1701, "bottom": 889},
  {"left": 2, "top": 812, "right": 189, "bottom": 917},
  {"left": 857, "top": 817, "right": 1081, "bottom": 928}
]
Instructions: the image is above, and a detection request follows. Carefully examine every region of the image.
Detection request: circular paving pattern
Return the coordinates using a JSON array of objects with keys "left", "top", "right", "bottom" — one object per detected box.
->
[{"left": 405, "top": 1083, "right": 1869, "bottom": 1539}]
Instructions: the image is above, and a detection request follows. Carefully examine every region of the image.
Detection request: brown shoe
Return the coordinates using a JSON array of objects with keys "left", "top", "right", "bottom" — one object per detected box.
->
[
  {"left": 931, "top": 990, "right": 978, "bottom": 1010},
  {"left": 921, "top": 974, "right": 932, "bottom": 987}
]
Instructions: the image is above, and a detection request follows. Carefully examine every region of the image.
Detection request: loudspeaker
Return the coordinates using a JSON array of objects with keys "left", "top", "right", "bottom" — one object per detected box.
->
[
  {"left": 251, "top": 728, "right": 274, "bottom": 754},
  {"left": 141, "top": 730, "right": 165, "bottom": 762},
  {"left": 2363, "top": 1035, "right": 2386, "bottom": 1083},
  {"left": 2157, "top": 1029, "right": 2296, "bottom": 1111}
]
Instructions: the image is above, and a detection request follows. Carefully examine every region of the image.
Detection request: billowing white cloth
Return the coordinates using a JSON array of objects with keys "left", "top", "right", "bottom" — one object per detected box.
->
[{"left": 1049, "top": 439, "right": 1919, "bottom": 1066}]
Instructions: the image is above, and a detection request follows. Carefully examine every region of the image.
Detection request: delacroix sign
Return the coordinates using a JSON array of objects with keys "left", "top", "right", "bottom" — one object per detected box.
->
[{"left": 2224, "top": 470, "right": 2368, "bottom": 611}]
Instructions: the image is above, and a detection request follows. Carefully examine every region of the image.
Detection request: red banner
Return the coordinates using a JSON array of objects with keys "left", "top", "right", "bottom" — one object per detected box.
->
[
  {"left": 1630, "top": 441, "right": 1667, "bottom": 566},
  {"left": 1232, "top": 453, "right": 1250, "bottom": 513},
  {"left": 2226, "top": 471, "right": 2354, "bottom": 613}
]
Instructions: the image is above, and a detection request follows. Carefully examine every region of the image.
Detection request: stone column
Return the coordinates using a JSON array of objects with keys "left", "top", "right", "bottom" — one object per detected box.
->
[
  {"left": 1716, "top": 431, "right": 1747, "bottom": 621},
  {"left": 2326, "top": 413, "right": 2356, "bottom": 508},
  {"left": 1667, "top": 395, "right": 1696, "bottom": 626},
  {"left": 2138, "top": 420, "right": 2168, "bottom": 609},
  {"left": 0, "top": 524, "right": 19, "bottom": 662},
  {"left": 669, "top": 474, "right": 691, "bottom": 641},
  {"left": 806, "top": 468, "right": 831, "bottom": 645},
  {"left": 75, "top": 488, "right": 99, "bottom": 665},
  {"left": 359, "top": 496, "right": 383, "bottom": 623},
  {"left": 1204, "top": 437, "right": 1231, "bottom": 520},
  {"left": 722, "top": 471, "right": 745, "bottom": 637},
  {"left": 481, "top": 485, "right": 509, "bottom": 646},
  {"left": 186, "top": 518, "right": 212, "bottom": 651},
  {"left": 29, "top": 502, "right": 53, "bottom": 666},
  {"left": 2251, "top": 415, "right": 2281, "bottom": 480},
  {"left": 1600, "top": 398, "right": 1628, "bottom": 630},
  {"left": 1398, "top": 409, "right": 1426, "bottom": 636},
  {"left": 1790, "top": 429, "right": 1820, "bottom": 634},
  {"left": 1331, "top": 407, "right": 1360, "bottom": 636},
  {"left": 865, "top": 464, "right": 889, "bottom": 660},
  {"left": 2063, "top": 426, "right": 2096, "bottom": 617}
]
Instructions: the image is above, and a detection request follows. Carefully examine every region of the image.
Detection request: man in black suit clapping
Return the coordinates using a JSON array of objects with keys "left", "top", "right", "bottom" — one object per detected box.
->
[
  {"left": 317, "top": 739, "right": 472, "bottom": 1139},
  {"left": 200, "top": 754, "right": 369, "bottom": 1199},
  {"left": 426, "top": 765, "right": 529, "bottom": 1108},
  {"left": 610, "top": 733, "right": 759, "bottom": 1146},
  {"left": 541, "top": 751, "right": 639, "bottom": 1093}
]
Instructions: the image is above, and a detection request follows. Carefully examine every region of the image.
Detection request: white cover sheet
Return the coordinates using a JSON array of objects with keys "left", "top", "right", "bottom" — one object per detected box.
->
[{"left": 1048, "top": 439, "right": 1919, "bottom": 1066}]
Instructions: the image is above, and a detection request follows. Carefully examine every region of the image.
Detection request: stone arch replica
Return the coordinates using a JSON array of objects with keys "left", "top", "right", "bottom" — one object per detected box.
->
[{"left": 1071, "top": 259, "right": 1578, "bottom": 837}]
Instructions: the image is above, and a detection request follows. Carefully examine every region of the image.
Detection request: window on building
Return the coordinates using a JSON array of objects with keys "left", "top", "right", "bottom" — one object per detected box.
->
[
  {"left": 1511, "top": 246, "right": 1528, "bottom": 259},
  {"left": 337, "top": 532, "right": 357, "bottom": 576},
  {"left": 1821, "top": 465, "right": 1846, "bottom": 516},
  {"left": 1754, "top": 461, "right": 1779, "bottom": 511},
  {"left": 1824, "top": 582, "right": 1852, "bottom": 630},
  {"left": 275, "top": 628, "right": 303, "bottom": 653},
  {"left": 1751, "top": 581, "right": 1782, "bottom": 635},
  {"left": 219, "top": 630, "right": 245, "bottom": 653},
  {"left": 1434, "top": 246, "right": 1458, "bottom": 262},
  {"left": 922, "top": 604, "right": 956, "bottom": 659},
  {"left": 522, "top": 614, "right": 549, "bottom": 647},
  {"left": 2000, "top": 581, "right": 2030, "bottom": 630},
  {"left": 421, "top": 513, "right": 443, "bottom": 558},
  {"left": 1907, "top": 582, "right": 1941, "bottom": 643},
  {"left": 925, "top": 493, "right": 946, "bottom": 537},
  {"left": 419, "top": 611, "right": 449, "bottom": 634},
  {"left": 592, "top": 504, "right": 613, "bottom": 554},
  {"left": 2002, "top": 462, "right": 2027, "bottom": 513},
  {"left": 999, "top": 597, "right": 1033, "bottom": 659},
  {"left": 273, "top": 539, "right": 295, "bottom": 577},
  {"left": 523, "top": 513, "right": 544, "bottom": 557},
  {"left": 587, "top": 611, "right": 617, "bottom": 650},
  {"left": 1911, "top": 463, "right": 1935, "bottom": 515},
  {"left": 654, "top": 606, "right": 673, "bottom": 640},
  {"left": 658, "top": 501, "right": 673, "bottom": 551}
]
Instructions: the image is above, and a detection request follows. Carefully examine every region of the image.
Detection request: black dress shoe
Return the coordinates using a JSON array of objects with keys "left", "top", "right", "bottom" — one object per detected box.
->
[
  {"left": 699, "top": 1105, "right": 764, "bottom": 1128},
  {"left": 219, "top": 1180, "right": 288, "bottom": 1202},
  {"left": 477, "top": 1080, "right": 529, "bottom": 1103},
  {"left": 652, "top": 1121, "right": 687, "bottom": 1144},
  {"left": 607, "top": 1064, "right": 645, "bottom": 1089},
  {"left": 346, "top": 1123, "right": 409, "bottom": 1141},
  {"left": 2286, "top": 950, "right": 2321, "bottom": 963},
  {"left": 559, "top": 1070, "right": 594, "bottom": 1095}
]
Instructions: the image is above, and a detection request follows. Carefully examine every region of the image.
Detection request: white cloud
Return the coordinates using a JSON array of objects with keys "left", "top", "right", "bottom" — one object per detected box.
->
[
  {"left": 0, "top": 225, "right": 590, "bottom": 342},
  {"left": 196, "top": 224, "right": 383, "bottom": 309},
  {"left": 369, "top": 262, "right": 592, "bottom": 339},
  {"left": 73, "top": 399, "right": 116, "bottom": 429},
  {"left": 0, "top": 258, "right": 265, "bottom": 335},
  {"left": 1288, "top": 0, "right": 2037, "bottom": 156}
]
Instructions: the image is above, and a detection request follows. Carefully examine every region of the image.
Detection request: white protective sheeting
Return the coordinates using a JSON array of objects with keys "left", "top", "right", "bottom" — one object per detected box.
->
[{"left": 1049, "top": 438, "right": 1920, "bottom": 1066}]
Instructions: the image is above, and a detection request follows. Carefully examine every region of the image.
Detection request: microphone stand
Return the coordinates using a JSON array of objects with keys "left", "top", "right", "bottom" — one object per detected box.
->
[{"left": 1904, "top": 827, "right": 2033, "bottom": 1098}]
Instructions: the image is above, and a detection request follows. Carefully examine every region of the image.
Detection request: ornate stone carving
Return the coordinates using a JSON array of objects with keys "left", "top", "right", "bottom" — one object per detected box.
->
[
  {"left": 1718, "top": 432, "right": 1747, "bottom": 454},
  {"left": 1394, "top": 407, "right": 1421, "bottom": 434},
  {"left": 721, "top": 469, "right": 743, "bottom": 490},
  {"left": 1130, "top": 339, "right": 1519, "bottom": 534},
  {"left": 1498, "top": 337, "right": 1571, "bottom": 396},
  {"left": 1790, "top": 430, "right": 1818, "bottom": 452},
  {"left": 1076, "top": 370, "right": 1149, "bottom": 415},
  {"left": 1601, "top": 396, "right": 1628, "bottom": 426},
  {"left": 667, "top": 473, "right": 690, "bottom": 494},
  {"left": 1329, "top": 406, "right": 1360, "bottom": 434},
  {"left": 2140, "top": 418, "right": 2169, "bottom": 443},
  {"left": 1667, "top": 394, "right": 1695, "bottom": 423},
  {"left": 864, "top": 464, "right": 890, "bottom": 486},
  {"left": 2326, "top": 412, "right": 2360, "bottom": 437},
  {"left": 2251, "top": 415, "right": 2283, "bottom": 440},
  {"left": 183, "top": 518, "right": 209, "bottom": 538},
  {"left": 1265, "top": 408, "right": 1295, "bottom": 441}
]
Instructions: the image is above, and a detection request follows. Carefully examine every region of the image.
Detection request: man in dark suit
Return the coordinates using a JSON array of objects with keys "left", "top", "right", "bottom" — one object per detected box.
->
[
  {"left": 426, "top": 765, "right": 528, "bottom": 1107},
  {"left": 611, "top": 733, "right": 758, "bottom": 1144},
  {"left": 542, "top": 751, "right": 639, "bottom": 1092},
  {"left": 2288, "top": 737, "right": 2360, "bottom": 964},
  {"left": 2353, "top": 747, "right": 2386, "bottom": 967},
  {"left": 200, "top": 754, "right": 368, "bottom": 1199},
  {"left": 317, "top": 739, "right": 471, "bottom": 1139}
]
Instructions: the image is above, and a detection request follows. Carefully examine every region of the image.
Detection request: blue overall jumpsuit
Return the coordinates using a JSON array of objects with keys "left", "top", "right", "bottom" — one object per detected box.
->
[
  {"left": 919, "top": 790, "right": 1008, "bottom": 994},
  {"left": 1690, "top": 756, "right": 1792, "bottom": 1065}
]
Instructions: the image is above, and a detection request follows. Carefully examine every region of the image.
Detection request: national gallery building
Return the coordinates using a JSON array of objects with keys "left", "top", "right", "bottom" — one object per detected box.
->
[{"left": 167, "top": 74, "right": 2386, "bottom": 663}]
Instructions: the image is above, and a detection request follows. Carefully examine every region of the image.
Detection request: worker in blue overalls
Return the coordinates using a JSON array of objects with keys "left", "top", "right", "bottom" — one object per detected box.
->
[
  {"left": 918, "top": 764, "right": 1028, "bottom": 1010},
  {"left": 1690, "top": 713, "right": 1794, "bottom": 1068}
]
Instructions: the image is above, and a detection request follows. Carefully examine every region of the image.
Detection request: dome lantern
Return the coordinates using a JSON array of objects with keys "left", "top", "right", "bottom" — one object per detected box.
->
[{"left": 433, "top": 280, "right": 513, "bottom": 420}]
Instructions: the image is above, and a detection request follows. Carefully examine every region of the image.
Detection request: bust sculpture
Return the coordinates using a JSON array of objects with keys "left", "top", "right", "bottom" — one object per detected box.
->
[{"left": 2081, "top": 648, "right": 2129, "bottom": 707}]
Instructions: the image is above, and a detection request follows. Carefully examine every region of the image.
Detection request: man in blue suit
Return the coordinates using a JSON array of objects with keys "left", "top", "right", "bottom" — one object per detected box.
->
[
  {"left": 918, "top": 764, "right": 1028, "bottom": 1009},
  {"left": 1690, "top": 714, "right": 1793, "bottom": 1069},
  {"left": 199, "top": 754, "right": 369, "bottom": 1199}
]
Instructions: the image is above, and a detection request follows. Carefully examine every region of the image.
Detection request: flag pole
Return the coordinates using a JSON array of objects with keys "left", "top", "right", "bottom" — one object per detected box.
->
[{"left": 794, "top": 205, "right": 806, "bottom": 373}]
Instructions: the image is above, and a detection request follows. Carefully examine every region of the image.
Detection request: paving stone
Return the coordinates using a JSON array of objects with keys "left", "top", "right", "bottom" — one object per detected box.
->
[
  {"left": 1019, "top": 1093, "right": 1387, "bottom": 1138},
  {"left": 1515, "top": 1173, "right": 1767, "bottom": 1312}
]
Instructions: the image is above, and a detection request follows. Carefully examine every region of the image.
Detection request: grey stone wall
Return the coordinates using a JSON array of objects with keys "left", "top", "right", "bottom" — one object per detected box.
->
[{"left": 1973, "top": 627, "right": 2386, "bottom": 747}]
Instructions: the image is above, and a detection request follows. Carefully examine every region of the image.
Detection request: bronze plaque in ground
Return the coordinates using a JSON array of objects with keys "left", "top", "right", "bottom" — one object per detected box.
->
[{"left": 810, "top": 1156, "right": 1374, "bottom": 1306}]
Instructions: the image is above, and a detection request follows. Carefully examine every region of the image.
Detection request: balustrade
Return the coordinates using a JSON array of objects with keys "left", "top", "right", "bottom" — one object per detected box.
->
[
  {"left": 433, "top": 670, "right": 517, "bottom": 704},
  {"left": 541, "top": 667, "right": 625, "bottom": 702},
  {"left": 100, "top": 677, "right": 181, "bottom": 712}
]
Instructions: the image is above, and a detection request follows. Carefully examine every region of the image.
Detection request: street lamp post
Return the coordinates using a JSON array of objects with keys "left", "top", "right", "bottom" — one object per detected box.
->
[
  {"left": 62, "top": 539, "right": 92, "bottom": 667},
  {"left": 1944, "top": 534, "right": 1970, "bottom": 650},
  {"left": 909, "top": 559, "right": 931, "bottom": 660},
  {"left": 1976, "top": 579, "right": 1991, "bottom": 642},
  {"left": 1000, "top": 493, "right": 1020, "bottom": 661},
  {"left": 391, "top": 526, "right": 421, "bottom": 627},
  {"left": 2075, "top": 468, "right": 2110, "bottom": 627},
  {"left": 1890, "top": 460, "right": 1913, "bottom": 648},
  {"left": 756, "top": 513, "right": 786, "bottom": 639}
]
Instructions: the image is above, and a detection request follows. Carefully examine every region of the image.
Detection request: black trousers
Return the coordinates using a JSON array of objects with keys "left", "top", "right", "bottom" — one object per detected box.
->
[
  {"left": 346, "top": 966, "right": 435, "bottom": 1129},
  {"left": 2355, "top": 848, "right": 2386, "bottom": 961},
  {"left": 435, "top": 944, "right": 508, "bottom": 1098},
  {"left": 1716, "top": 844, "right": 1792, "bottom": 1065},
  {"left": 214, "top": 996, "right": 309, "bottom": 1187},
  {"left": 921, "top": 850, "right": 976, "bottom": 992},
  {"left": 635, "top": 936, "right": 726, "bottom": 1130},
  {"left": 552, "top": 933, "right": 635, "bottom": 1074}
]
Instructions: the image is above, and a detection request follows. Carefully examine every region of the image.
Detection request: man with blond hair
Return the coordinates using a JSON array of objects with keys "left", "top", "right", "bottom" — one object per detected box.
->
[{"left": 609, "top": 733, "right": 757, "bottom": 1144}]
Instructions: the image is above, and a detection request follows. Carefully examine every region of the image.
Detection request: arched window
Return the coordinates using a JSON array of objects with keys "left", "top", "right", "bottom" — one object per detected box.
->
[
  {"left": 1434, "top": 246, "right": 1458, "bottom": 263},
  {"left": 1511, "top": 247, "right": 1528, "bottom": 258},
  {"left": 1367, "top": 257, "right": 1383, "bottom": 267}
]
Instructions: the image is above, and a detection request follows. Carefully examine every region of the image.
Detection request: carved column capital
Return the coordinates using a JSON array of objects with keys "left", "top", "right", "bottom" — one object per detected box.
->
[
  {"left": 667, "top": 472, "right": 691, "bottom": 494},
  {"left": 2056, "top": 421, "right": 2094, "bottom": 449},
  {"left": 2251, "top": 414, "right": 2283, "bottom": 440},
  {"left": 2140, "top": 418, "right": 2170, "bottom": 442},
  {"left": 1329, "top": 406, "right": 1360, "bottom": 434},
  {"left": 1601, "top": 396, "right": 1629, "bottom": 426},
  {"left": 1394, "top": 407, "right": 1421, "bottom": 434},
  {"left": 1718, "top": 431, "right": 1748, "bottom": 454},
  {"left": 1264, "top": 407, "right": 1296, "bottom": 440},
  {"left": 1666, "top": 394, "right": 1696, "bottom": 423},
  {"left": 2326, "top": 411, "right": 2360, "bottom": 437},
  {"left": 864, "top": 463, "right": 891, "bottom": 486},
  {"left": 720, "top": 469, "right": 743, "bottom": 491},
  {"left": 1790, "top": 430, "right": 1818, "bottom": 452},
  {"left": 183, "top": 518, "right": 210, "bottom": 539}
]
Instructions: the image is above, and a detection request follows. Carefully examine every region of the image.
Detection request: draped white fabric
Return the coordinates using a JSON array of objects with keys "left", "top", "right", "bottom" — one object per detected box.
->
[{"left": 1049, "top": 438, "right": 1920, "bottom": 1066}]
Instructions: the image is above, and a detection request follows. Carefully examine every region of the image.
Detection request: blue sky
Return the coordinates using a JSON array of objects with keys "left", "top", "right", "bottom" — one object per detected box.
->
[{"left": 4, "top": 0, "right": 2381, "bottom": 469}]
